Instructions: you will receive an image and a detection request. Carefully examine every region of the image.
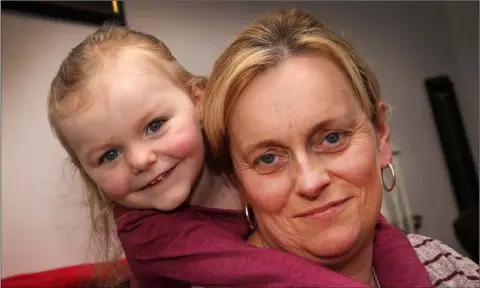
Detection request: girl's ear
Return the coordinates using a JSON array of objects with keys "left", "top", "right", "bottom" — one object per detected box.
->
[
  {"left": 189, "top": 78, "right": 207, "bottom": 119},
  {"left": 192, "top": 84, "right": 204, "bottom": 115}
]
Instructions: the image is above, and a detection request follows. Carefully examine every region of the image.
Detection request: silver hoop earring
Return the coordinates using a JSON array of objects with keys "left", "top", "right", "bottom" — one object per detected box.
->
[
  {"left": 382, "top": 163, "right": 396, "bottom": 192},
  {"left": 244, "top": 205, "right": 257, "bottom": 230}
]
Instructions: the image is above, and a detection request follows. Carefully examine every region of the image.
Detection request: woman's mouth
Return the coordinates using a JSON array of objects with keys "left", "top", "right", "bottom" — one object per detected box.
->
[{"left": 295, "top": 197, "right": 353, "bottom": 219}]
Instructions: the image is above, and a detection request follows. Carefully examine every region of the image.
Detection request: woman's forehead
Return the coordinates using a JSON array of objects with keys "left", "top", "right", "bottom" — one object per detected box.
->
[{"left": 229, "top": 54, "right": 361, "bottom": 130}]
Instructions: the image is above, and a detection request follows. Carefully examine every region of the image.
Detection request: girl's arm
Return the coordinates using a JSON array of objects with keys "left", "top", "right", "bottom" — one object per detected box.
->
[{"left": 115, "top": 205, "right": 363, "bottom": 288}]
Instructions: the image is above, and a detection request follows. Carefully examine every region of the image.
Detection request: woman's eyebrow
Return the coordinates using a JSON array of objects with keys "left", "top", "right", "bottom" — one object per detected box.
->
[
  {"left": 240, "top": 118, "right": 335, "bottom": 155},
  {"left": 241, "top": 113, "right": 358, "bottom": 154},
  {"left": 242, "top": 139, "right": 283, "bottom": 156}
]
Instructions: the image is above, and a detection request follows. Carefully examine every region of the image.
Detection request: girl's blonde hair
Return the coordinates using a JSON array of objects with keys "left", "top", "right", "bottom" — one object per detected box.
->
[
  {"left": 47, "top": 25, "right": 206, "bottom": 279},
  {"left": 203, "top": 9, "right": 386, "bottom": 173}
]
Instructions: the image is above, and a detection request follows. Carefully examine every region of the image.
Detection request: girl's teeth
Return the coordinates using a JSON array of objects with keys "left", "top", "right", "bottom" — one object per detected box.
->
[{"left": 149, "top": 171, "right": 168, "bottom": 185}]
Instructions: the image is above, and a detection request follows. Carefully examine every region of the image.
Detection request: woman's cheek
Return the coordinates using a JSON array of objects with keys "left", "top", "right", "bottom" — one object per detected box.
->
[
  {"left": 243, "top": 172, "right": 291, "bottom": 213},
  {"left": 329, "top": 134, "right": 377, "bottom": 186}
]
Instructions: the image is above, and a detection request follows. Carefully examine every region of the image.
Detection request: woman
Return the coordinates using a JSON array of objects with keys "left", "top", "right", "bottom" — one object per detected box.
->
[{"left": 203, "top": 9, "right": 479, "bottom": 287}]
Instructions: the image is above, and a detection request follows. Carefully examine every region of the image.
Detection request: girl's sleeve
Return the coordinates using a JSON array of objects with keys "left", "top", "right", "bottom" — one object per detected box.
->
[{"left": 115, "top": 206, "right": 362, "bottom": 288}]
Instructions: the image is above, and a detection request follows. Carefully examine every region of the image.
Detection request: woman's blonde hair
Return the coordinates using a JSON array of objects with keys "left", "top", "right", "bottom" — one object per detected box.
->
[
  {"left": 47, "top": 25, "right": 206, "bottom": 281},
  {"left": 204, "top": 9, "right": 385, "bottom": 172}
]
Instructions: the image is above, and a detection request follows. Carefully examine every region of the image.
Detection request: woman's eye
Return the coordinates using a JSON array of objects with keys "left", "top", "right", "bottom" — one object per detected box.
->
[
  {"left": 100, "top": 149, "right": 121, "bottom": 164},
  {"left": 146, "top": 119, "right": 164, "bottom": 134},
  {"left": 324, "top": 132, "right": 343, "bottom": 145},
  {"left": 257, "top": 154, "right": 276, "bottom": 165},
  {"left": 253, "top": 152, "right": 286, "bottom": 175}
]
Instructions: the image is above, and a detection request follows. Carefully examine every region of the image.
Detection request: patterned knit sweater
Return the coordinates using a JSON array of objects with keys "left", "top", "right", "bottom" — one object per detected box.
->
[{"left": 408, "top": 234, "right": 479, "bottom": 287}]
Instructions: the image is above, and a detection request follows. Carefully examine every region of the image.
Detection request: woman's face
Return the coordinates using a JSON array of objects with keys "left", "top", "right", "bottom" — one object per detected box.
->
[{"left": 228, "top": 53, "right": 392, "bottom": 266}]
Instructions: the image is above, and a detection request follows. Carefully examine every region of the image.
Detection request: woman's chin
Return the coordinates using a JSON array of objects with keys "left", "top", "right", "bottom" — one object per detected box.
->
[{"left": 307, "top": 226, "right": 361, "bottom": 264}]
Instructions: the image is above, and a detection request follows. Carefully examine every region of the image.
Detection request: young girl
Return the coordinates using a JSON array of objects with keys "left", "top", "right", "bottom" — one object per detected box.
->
[{"left": 47, "top": 25, "right": 427, "bottom": 288}]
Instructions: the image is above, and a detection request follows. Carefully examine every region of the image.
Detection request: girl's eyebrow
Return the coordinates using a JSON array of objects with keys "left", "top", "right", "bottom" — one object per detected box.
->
[{"left": 84, "top": 142, "right": 114, "bottom": 162}]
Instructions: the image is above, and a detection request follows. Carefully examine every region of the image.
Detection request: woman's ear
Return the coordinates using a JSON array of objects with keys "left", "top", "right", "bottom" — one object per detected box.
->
[{"left": 376, "top": 102, "right": 392, "bottom": 168}]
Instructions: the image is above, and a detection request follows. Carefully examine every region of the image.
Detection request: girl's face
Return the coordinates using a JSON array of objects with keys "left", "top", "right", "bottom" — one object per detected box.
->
[{"left": 59, "top": 55, "right": 205, "bottom": 211}]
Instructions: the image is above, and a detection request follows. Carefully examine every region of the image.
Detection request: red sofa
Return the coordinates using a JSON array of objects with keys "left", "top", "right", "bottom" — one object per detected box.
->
[{"left": 2, "top": 259, "right": 130, "bottom": 288}]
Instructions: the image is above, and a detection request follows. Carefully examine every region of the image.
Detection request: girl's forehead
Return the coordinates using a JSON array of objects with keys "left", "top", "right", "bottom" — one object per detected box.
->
[
  {"left": 59, "top": 70, "right": 191, "bottom": 138},
  {"left": 103, "top": 48, "right": 179, "bottom": 80}
]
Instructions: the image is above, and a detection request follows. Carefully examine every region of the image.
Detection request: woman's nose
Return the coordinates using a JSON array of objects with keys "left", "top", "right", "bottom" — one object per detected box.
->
[
  {"left": 295, "top": 160, "right": 331, "bottom": 199},
  {"left": 126, "top": 146, "right": 157, "bottom": 174}
]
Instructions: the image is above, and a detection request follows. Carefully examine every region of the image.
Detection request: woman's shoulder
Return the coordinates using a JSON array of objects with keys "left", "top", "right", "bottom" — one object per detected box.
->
[{"left": 407, "top": 233, "right": 479, "bottom": 287}]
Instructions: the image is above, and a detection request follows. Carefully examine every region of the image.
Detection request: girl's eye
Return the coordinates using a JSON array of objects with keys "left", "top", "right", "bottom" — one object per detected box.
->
[
  {"left": 146, "top": 119, "right": 164, "bottom": 134},
  {"left": 100, "top": 149, "right": 121, "bottom": 164}
]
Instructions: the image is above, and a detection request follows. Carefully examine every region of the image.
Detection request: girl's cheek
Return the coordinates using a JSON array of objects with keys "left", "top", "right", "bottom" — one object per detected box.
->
[
  {"left": 164, "top": 118, "right": 203, "bottom": 159},
  {"left": 97, "top": 169, "right": 130, "bottom": 199}
]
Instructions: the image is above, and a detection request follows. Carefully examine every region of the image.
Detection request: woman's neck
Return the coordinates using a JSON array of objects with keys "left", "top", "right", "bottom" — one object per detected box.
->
[
  {"left": 330, "top": 239, "right": 375, "bottom": 287},
  {"left": 189, "top": 164, "right": 241, "bottom": 210},
  {"left": 248, "top": 231, "right": 376, "bottom": 287}
]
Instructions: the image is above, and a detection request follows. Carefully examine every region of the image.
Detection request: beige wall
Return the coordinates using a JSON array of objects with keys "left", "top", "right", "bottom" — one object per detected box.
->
[
  {"left": 2, "top": 13, "right": 96, "bottom": 277},
  {"left": 2, "top": 1, "right": 477, "bottom": 277}
]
